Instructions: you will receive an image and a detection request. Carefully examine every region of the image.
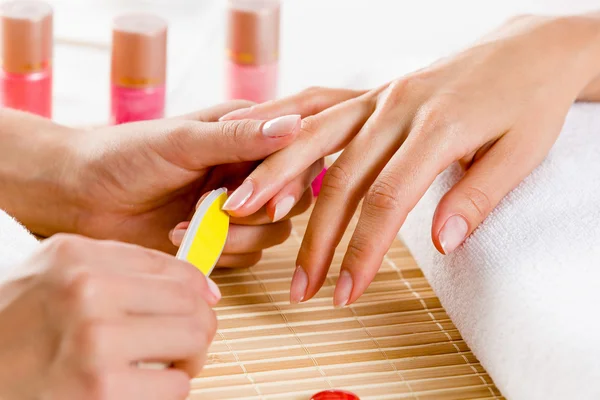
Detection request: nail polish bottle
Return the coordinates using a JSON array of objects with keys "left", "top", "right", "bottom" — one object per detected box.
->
[
  {"left": 226, "top": 0, "right": 280, "bottom": 103},
  {"left": 0, "top": 1, "right": 52, "bottom": 118},
  {"left": 110, "top": 14, "right": 167, "bottom": 125}
]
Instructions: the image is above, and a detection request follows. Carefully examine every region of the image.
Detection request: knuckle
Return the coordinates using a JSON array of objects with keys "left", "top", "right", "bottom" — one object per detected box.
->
[
  {"left": 45, "top": 234, "right": 84, "bottom": 262},
  {"left": 319, "top": 163, "right": 351, "bottom": 199},
  {"left": 461, "top": 186, "right": 493, "bottom": 221},
  {"left": 365, "top": 178, "right": 402, "bottom": 213},
  {"left": 221, "top": 119, "right": 256, "bottom": 143},
  {"left": 299, "top": 115, "right": 322, "bottom": 137},
  {"left": 59, "top": 268, "right": 101, "bottom": 312},
  {"left": 345, "top": 236, "right": 373, "bottom": 265}
]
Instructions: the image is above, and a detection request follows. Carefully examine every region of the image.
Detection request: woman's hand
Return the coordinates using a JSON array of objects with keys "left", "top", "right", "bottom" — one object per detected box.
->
[
  {"left": 0, "top": 101, "right": 319, "bottom": 258},
  {"left": 0, "top": 234, "right": 218, "bottom": 399},
  {"left": 219, "top": 14, "right": 600, "bottom": 306}
]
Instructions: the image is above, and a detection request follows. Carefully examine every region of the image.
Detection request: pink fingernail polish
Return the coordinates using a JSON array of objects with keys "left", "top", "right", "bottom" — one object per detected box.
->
[
  {"left": 110, "top": 14, "right": 167, "bottom": 125},
  {"left": 262, "top": 115, "right": 300, "bottom": 137},
  {"left": 222, "top": 180, "right": 254, "bottom": 211},
  {"left": 311, "top": 168, "right": 327, "bottom": 197},
  {"left": 290, "top": 265, "right": 308, "bottom": 304},
  {"left": 170, "top": 229, "right": 186, "bottom": 246},
  {"left": 334, "top": 270, "right": 353, "bottom": 308},
  {"left": 206, "top": 277, "right": 222, "bottom": 303},
  {"left": 273, "top": 195, "right": 295, "bottom": 222},
  {"left": 0, "top": 1, "right": 53, "bottom": 118},
  {"left": 439, "top": 215, "right": 469, "bottom": 255},
  {"left": 226, "top": 0, "right": 280, "bottom": 103}
]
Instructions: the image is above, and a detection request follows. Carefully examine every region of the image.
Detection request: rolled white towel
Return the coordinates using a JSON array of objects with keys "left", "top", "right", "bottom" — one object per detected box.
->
[
  {"left": 399, "top": 103, "right": 600, "bottom": 399},
  {"left": 0, "top": 210, "right": 39, "bottom": 279}
]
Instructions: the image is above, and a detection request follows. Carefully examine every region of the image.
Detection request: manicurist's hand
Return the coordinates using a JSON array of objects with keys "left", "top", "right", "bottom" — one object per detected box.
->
[
  {"left": 0, "top": 234, "right": 218, "bottom": 399},
  {"left": 219, "top": 13, "right": 600, "bottom": 306},
  {"left": 0, "top": 101, "right": 319, "bottom": 261}
]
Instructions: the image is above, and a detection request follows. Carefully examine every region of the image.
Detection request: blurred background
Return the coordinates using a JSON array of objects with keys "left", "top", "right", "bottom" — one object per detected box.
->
[{"left": 49, "top": 0, "right": 598, "bottom": 125}]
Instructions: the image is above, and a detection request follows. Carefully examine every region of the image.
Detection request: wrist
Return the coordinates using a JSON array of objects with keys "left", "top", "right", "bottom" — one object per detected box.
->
[{"left": 0, "top": 110, "right": 82, "bottom": 237}]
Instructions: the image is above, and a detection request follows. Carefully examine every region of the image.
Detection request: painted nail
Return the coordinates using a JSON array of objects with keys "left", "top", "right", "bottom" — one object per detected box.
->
[
  {"left": 439, "top": 215, "right": 469, "bottom": 255},
  {"left": 219, "top": 107, "right": 253, "bottom": 121},
  {"left": 334, "top": 270, "right": 353, "bottom": 308},
  {"left": 262, "top": 115, "right": 301, "bottom": 137},
  {"left": 290, "top": 265, "right": 308, "bottom": 304},
  {"left": 222, "top": 180, "right": 254, "bottom": 211},
  {"left": 170, "top": 229, "right": 186, "bottom": 246},
  {"left": 206, "top": 277, "right": 222, "bottom": 303},
  {"left": 273, "top": 196, "right": 296, "bottom": 222}
]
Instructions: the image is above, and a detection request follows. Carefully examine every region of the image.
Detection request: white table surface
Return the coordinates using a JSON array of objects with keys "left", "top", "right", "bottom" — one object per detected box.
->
[{"left": 49, "top": 0, "right": 598, "bottom": 125}]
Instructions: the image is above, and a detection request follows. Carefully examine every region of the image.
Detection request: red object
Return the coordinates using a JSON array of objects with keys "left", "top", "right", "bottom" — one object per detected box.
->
[
  {"left": 311, "top": 167, "right": 327, "bottom": 197},
  {"left": 310, "top": 390, "right": 360, "bottom": 400}
]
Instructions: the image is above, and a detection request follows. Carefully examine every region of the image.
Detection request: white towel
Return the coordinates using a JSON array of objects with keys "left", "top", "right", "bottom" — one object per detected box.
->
[
  {"left": 399, "top": 103, "right": 600, "bottom": 399},
  {"left": 0, "top": 210, "right": 39, "bottom": 279}
]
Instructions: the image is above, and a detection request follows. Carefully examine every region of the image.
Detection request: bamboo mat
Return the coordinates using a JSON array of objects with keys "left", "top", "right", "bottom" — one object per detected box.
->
[{"left": 192, "top": 209, "right": 503, "bottom": 400}]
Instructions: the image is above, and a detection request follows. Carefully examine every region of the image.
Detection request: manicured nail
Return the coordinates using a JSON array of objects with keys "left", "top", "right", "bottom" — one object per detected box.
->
[
  {"left": 262, "top": 115, "right": 301, "bottom": 138},
  {"left": 334, "top": 270, "right": 353, "bottom": 308},
  {"left": 222, "top": 180, "right": 254, "bottom": 211},
  {"left": 290, "top": 265, "right": 308, "bottom": 304},
  {"left": 439, "top": 215, "right": 469, "bottom": 255},
  {"left": 219, "top": 107, "right": 252, "bottom": 121},
  {"left": 170, "top": 229, "right": 186, "bottom": 246},
  {"left": 273, "top": 196, "right": 296, "bottom": 222},
  {"left": 206, "top": 277, "right": 222, "bottom": 303}
]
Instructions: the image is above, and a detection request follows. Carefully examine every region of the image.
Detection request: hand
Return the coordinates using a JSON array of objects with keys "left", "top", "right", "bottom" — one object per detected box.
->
[
  {"left": 0, "top": 234, "right": 218, "bottom": 399},
  {"left": 0, "top": 101, "right": 320, "bottom": 256},
  {"left": 219, "top": 14, "right": 600, "bottom": 306},
  {"left": 168, "top": 187, "right": 314, "bottom": 267}
]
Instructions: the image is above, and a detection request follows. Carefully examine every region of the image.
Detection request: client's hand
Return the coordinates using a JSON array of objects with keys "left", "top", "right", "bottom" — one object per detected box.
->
[
  {"left": 219, "top": 14, "right": 600, "bottom": 306},
  {"left": 0, "top": 234, "right": 218, "bottom": 399},
  {"left": 0, "top": 101, "right": 320, "bottom": 262}
]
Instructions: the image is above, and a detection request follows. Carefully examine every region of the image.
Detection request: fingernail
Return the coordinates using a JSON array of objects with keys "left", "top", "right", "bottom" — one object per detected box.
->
[
  {"left": 222, "top": 180, "right": 254, "bottom": 211},
  {"left": 273, "top": 196, "right": 296, "bottom": 222},
  {"left": 170, "top": 229, "right": 186, "bottom": 246},
  {"left": 262, "top": 115, "right": 301, "bottom": 138},
  {"left": 206, "top": 277, "right": 222, "bottom": 303},
  {"left": 439, "top": 215, "right": 469, "bottom": 255},
  {"left": 334, "top": 270, "right": 353, "bottom": 308},
  {"left": 290, "top": 265, "right": 308, "bottom": 304},
  {"left": 219, "top": 107, "right": 252, "bottom": 121}
]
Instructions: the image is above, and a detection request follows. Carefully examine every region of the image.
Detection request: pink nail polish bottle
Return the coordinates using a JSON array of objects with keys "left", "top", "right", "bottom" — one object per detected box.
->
[
  {"left": 0, "top": 1, "right": 52, "bottom": 118},
  {"left": 110, "top": 14, "right": 167, "bottom": 125},
  {"left": 226, "top": 0, "right": 280, "bottom": 103}
]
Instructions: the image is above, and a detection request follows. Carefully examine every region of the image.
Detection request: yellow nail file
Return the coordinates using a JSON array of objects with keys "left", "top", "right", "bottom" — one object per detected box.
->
[{"left": 176, "top": 188, "right": 230, "bottom": 276}]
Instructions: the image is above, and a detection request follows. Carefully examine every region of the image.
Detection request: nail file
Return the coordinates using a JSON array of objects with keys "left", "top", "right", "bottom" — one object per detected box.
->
[
  {"left": 139, "top": 188, "right": 229, "bottom": 370},
  {"left": 176, "top": 188, "right": 230, "bottom": 276}
]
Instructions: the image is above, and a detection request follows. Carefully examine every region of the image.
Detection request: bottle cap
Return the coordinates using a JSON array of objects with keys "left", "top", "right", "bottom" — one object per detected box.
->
[
  {"left": 0, "top": 0, "right": 52, "bottom": 74},
  {"left": 111, "top": 13, "right": 167, "bottom": 88},
  {"left": 227, "top": 0, "right": 280, "bottom": 65},
  {"left": 311, "top": 390, "right": 360, "bottom": 400}
]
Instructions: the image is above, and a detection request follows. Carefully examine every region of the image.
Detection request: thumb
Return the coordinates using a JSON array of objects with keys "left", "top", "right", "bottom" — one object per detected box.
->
[
  {"left": 165, "top": 115, "right": 301, "bottom": 169},
  {"left": 432, "top": 131, "right": 551, "bottom": 255}
]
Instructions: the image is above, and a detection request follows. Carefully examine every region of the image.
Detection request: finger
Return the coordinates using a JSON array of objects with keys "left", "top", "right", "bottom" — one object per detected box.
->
[
  {"left": 292, "top": 83, "right": 420, "bottom": 304},
  {"left": 219, "top": 87, "right": 367, "bottom": 121},
  {"left": 266, "top": 160, "right": 323, "bottom": 222},
  {"left": 230, "top": 190, "right": 312, "bottom": 225},
  {"left": 159, "top": 114, "right": 302, "bottom": 169},
  {"left": 432, "top": 118, "right": 562, "bottom": 254},
  {"left": 90, "top": 240, "right": 219, "bottom": 305},
  {"left": 217, "top": 252, "right": 263, "bottom": 268},
  {"left": 336, "top": 114, "right": 459, "bottom": 307},
  {"left": 127, "top": 370, "right": 191, "bottom": 400},
  {"left": 174, "top": 100, "right": 256, "bottom": 122},
  {"left": 223, "top": 221, "right": 291, "bottom": 254},
  {"left": 222, "top": 90, "right": 381, "bottom": 217},
  {"left": 114, "top": 306, "right": 216, "bottom": 368}
]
